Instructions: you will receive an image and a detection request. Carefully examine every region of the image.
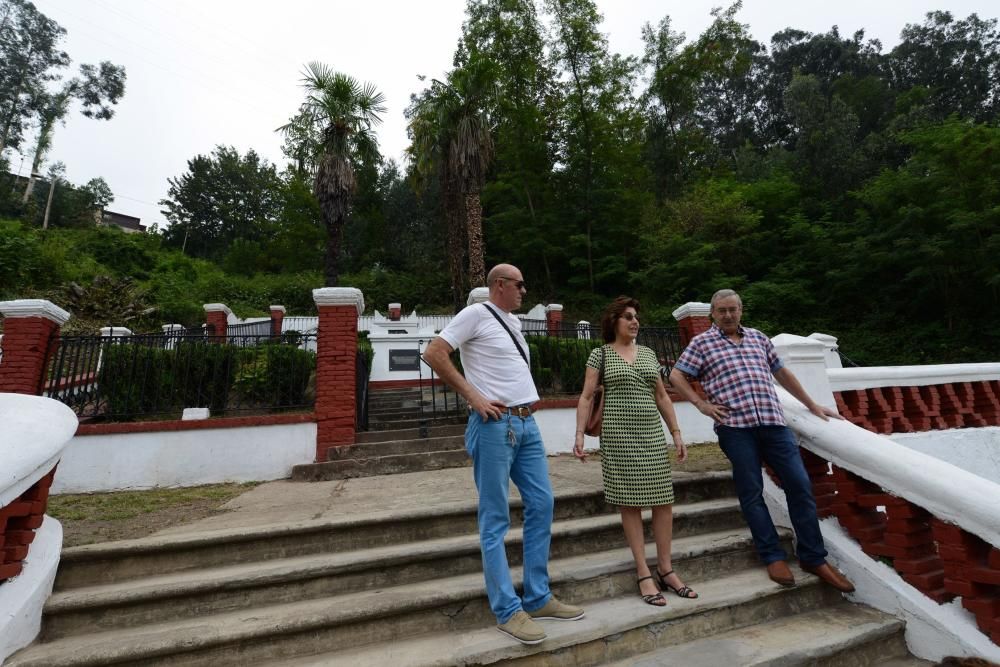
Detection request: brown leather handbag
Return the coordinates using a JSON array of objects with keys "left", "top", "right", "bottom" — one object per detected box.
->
[{"left": 584, "top": 346, "right": 606, "bottom": 437}]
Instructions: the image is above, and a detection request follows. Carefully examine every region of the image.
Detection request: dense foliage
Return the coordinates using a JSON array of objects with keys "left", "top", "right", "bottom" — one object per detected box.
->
[{"left": 3, "top": 0, "right": 1000, "bottom": 366}]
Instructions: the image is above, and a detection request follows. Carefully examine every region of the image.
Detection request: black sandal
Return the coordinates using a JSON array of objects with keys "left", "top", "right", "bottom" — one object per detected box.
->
[
  {"left": 637, "top": 575, "right": 667, "bottom": 606},
  {"left": 656, "top": 569, "right": 698, "bottom": 599}
]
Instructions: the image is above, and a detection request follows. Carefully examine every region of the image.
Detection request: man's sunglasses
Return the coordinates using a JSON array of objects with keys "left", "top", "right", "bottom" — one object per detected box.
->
[{"left": 498, "top": 276, "right": 527, "bottom": 291}]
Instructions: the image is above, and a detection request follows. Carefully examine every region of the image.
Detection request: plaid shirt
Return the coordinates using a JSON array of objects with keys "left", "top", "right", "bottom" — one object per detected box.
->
[{"left": 673, "top": 324, "right": 786, "bottom": 430}]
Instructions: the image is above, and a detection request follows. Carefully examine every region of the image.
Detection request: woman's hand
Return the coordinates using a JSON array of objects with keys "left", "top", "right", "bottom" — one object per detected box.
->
[
  {"left": 673, "top": 433, "right": 688, "bottom": 463},
  {"left": 573, "top": 432, "right": 587, "bottom": 462}
]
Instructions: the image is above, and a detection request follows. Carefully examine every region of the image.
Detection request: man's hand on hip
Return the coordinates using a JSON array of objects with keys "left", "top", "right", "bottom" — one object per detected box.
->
[
  {"left": 469, "top": 394, "right": 507, "bottom": 421},
  {"left": 697, "top": 400, "right": 729, "bottom": 423}
]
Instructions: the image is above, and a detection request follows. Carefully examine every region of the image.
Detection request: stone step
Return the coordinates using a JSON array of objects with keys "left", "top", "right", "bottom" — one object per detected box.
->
[
  {"left": 40, "top": 524, "right": 765, "bottom": 640},
  {"left": 367, "top": 415, "right": 469, "bottom": 430},
  {"left": 366, "top": 407, "right": 439, "bottom": 421},
  {"left": 292, "top": 449, "right": 471, "bottom": 481},
  {"left": 53, "top": 474, "right": 735, "bottom": 589},
  {"left": 12, "top": 556, "right": 832, "bottom": 666},
  {"left": 355, "top": 423, "right": 466, "bottom": 443},
  {"left": 291, "top": 599, "right": 916, "bottom": 667},
  {"left": 603, "top": 605, "right": 923, "bottom": 667},
  {"left": 325, "top": 435, "right": 465, "bottom": 460}
]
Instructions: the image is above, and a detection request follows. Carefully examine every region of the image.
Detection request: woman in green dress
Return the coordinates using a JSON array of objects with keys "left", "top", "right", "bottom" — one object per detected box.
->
[{"left": 573, "top": 296, "right": 697, "bottom": 606}]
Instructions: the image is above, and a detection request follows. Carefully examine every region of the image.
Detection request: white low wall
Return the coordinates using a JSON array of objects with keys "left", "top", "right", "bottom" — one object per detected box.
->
[
  {"left": 0, "top": 518, "right": 61, "bottom": 662},
  {"left": 890, "top": 427, "right": 1000, "bottom": 486},
  {"left": 0, "top": 393, "right": 77, "bottom": 663},
  {"left": 535, "top": 402, "right": 718, "bottom": 456},
  {"left": 774, "top": 391, "right": 1000, "bottom": 662},
  {"left": 828, "top": 362, "right": 1000, "bottom": 391},
  {"left": 52, "top": 422, "right": 317, "bottom": 494}
]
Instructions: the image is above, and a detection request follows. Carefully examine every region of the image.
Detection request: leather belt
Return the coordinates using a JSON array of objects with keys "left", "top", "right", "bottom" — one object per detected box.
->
[{"left": 503, "top": 405, "right": 534, "bottom": 418}]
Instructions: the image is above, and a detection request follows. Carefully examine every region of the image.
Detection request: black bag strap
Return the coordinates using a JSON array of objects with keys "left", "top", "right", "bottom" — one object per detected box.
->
[{"left": 482, "top": 303, "right": 529, "bottom": 367}]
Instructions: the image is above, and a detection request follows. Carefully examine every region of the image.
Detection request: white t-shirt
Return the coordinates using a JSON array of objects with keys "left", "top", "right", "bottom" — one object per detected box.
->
[{"left": 437, "top": 302, "right": 540, "bottom": 407}]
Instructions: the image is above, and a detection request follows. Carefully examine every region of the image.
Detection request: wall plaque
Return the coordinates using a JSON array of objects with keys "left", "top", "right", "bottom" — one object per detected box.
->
[{"left": 389, "top": 349, "right": 421, "bottom": 371}]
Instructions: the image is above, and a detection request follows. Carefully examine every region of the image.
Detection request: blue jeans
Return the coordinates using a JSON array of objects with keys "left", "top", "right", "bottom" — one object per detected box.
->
[
  {"left": 466, "top": 412, "right": 554, "bottom": 624},
  {"left": 717, "top": 425, "right": 827, "bottom": 567}
]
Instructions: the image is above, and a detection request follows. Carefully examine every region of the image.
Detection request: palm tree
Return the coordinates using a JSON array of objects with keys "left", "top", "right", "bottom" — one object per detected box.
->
[
  {"left": 408, "top": 87, "right": 467, "bottom": 310},
  {"left": 279, "top": 63, "right": 385, "bottom": 286},
  {"left": 408, "top": 58, "right": 496, "bottom": 299}
]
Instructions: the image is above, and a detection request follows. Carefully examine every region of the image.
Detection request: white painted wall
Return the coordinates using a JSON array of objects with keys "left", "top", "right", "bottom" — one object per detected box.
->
[
  {"left": 828, "top": 362, "right": 1000, "bottom": 391},
  {"left": 0, "top": 393, "right": 75, "bottom": 665},
  {"left": 534, "top": 402, "right": 718, "bottom": 456},
  {"left": 889, "top": 427, "right": 1000, "bottom": 486},
  {"left": 1, "top": 394, "right": 78, "bottom": 506},
  {"left": 52, "top": 422, "right": 317, "bottom": 494}
]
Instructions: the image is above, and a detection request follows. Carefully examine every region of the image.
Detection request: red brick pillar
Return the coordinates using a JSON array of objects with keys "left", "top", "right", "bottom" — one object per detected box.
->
[
  {"left": 388, "top": 302, "right": 401, "bottom": 321},
  {"left": 0, "top": 468, "right": 56, "bottom": 583},
  {"left": 269, "top": 305, "right": 286, "bottom": 337},
  {"left": 0, "top": 299, "right": 71, "bottom": 395},
  {"left": 672, "top": 302, "right": 712, "bottom": 348},
  {"left": 204, "top": 303, "right": 231, "bottom": 340},
  {"left": 546, "top": 303, "right": 563, "bottom": 337},
  {"left": 313, "top": 287, "right": 364, "bottom": 462}
]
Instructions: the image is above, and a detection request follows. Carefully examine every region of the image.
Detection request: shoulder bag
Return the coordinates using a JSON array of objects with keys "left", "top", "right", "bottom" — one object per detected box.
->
[{"left": 584, "top": 345, "right": 606, "bottom": 437}]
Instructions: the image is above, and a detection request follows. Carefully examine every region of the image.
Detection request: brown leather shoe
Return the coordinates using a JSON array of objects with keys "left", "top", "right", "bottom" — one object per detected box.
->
[
  {"left": 766, "top": 560, "right": 795, "bottom": 587},
  {"left": 803, "top": 562, "right": 855, "bottom": 593}
]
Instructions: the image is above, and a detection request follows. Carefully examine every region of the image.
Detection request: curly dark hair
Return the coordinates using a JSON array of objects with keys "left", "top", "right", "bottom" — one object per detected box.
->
[{"left": 600, "top": 296, "right": 640, "bottom": 343}]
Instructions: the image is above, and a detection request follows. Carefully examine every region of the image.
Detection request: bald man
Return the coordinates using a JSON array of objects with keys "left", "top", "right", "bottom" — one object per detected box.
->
[{"left": 423, "top": 264, "right": 584, "bottom": 645}]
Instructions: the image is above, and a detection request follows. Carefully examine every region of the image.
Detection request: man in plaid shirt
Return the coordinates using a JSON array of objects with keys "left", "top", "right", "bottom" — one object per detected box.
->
[{"left": 670, "top": 289, "right": 855, "bottom": 593}]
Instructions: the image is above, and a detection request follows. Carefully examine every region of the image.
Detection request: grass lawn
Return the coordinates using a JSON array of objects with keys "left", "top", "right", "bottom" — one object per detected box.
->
[
  {"left": 48, "top": 482, "right": 260, "bottom": 547},
  {"left": 678, "top": 441, "right": 730, "bottom": 473}
]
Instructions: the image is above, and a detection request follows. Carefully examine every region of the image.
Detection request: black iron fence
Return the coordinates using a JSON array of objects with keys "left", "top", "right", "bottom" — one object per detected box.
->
[
  {"left": 356, "top": 340, "right": 372, "bottom": 431},
  {"left": 414, "top": 341, "right": 468, "bottom": 423},
  {"left": 520, "top": 324, "right": 682, "bottom": 396},
  {"left": 45, "top": 332, "right": 317, "bottom": 421}
]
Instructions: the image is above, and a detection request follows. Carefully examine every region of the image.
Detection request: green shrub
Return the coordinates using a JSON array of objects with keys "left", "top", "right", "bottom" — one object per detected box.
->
[
  {"left": 234, "top": 343, "right": 315, "bottom": 407},
  {"left": 528, "top": 336, "right": 601, "bottom": 395},
  {"left": 172, "top": 342, "right": 239, "bottom": 413},
  {"left": 98, "top": 344, "right": 177, "bottom": 418}
]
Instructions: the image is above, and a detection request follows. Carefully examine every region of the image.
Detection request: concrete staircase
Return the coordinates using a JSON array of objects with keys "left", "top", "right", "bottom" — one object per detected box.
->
[
  {"left": 11, "top": 390, "right": 934, "bottom": 666},
  {"left": 9, "top": 457, "right": 932, "bottom": 666},
  {"left": 292, "top": 387, "right": 471, "bottom": 481}
]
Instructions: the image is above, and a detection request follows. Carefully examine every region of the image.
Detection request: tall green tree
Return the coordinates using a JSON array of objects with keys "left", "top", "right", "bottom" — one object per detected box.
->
[
  {"left": 888, "top": 11, "right": 1000, "bottom": 123},
  {"left": 459, "top": 0, "right": 561, "bottom": 296},
  {"left": 0, "top": 0, "right": 69, "bottom": 155},
  {"left": 159, "top": 146, "right": 285, "bottom": 259},
  {"left": 408, "top": 57, "right": 495, "bottom": 304},
  {"left": 280, "top": 63, "right": 386, "bottom": 286},
  {"left": 21, "top": 60, "right": 127, "bottom": 202},
  {"left": 546, "top": 0, "right": 649, "bottom": 294}
]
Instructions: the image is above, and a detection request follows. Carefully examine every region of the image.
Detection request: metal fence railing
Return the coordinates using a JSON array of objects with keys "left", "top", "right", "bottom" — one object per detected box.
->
[
  {"left": 415, "top": 341, "right": 468, "bottom": 424},
  {"left": 356, "top": 342, "right": 372, "bottom": 431},
  {"left": 519, "top": 324, "right": 682, "bottom": 396},
  {"left": 45, "top": 332, "right": 317, "bottom": 421},
  {"left": 226, "top": 320, "right": 272, "bottom": 338}
]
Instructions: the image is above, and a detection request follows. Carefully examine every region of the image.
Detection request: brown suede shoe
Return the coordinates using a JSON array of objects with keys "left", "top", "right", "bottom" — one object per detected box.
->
[
  {"left": 766, "top": 560, "right": 796, "bottom": 587},
  {"left": 803, "top": 562, "right": 856, "bottom": 593}
]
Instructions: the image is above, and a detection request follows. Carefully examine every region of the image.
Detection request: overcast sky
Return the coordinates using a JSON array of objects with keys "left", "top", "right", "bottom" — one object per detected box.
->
[{"left": 14, "top": 0, "right": 998, "bottom": 228}]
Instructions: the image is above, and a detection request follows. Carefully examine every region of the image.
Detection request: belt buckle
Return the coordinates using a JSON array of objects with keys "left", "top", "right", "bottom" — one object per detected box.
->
[{"left": 514, "top": 406, "right": 531, "bottom": 418}]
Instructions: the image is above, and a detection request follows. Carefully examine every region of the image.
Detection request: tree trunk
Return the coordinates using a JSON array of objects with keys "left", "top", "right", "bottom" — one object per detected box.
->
[
  {"left": 465, "top": 191, "right": 485, "bottom": 288},
  {"left": 22, "top": 126, "right": 49, "bottom": 204},
  {"left": 444, "top": 187, "right": 467, "bottom": 312},
  {"left": 42, "top": 177, "right": 57, "bottom": 229},
  {"left": 314, "top": 153, "right": 355, "bottom": 287},
  {"left": 323, "top": 214, "right": 343, "bottom": 286}
]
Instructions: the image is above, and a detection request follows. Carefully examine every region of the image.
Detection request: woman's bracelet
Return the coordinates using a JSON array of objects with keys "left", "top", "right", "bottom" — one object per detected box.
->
[{"left": 670, "top": 428, "right": 682, "bottom": 435}]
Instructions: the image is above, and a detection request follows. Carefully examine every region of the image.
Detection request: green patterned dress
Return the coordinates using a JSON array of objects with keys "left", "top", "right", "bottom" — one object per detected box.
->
[{"left": 587, "top": 344, "right": 674, "bottom": 507}]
